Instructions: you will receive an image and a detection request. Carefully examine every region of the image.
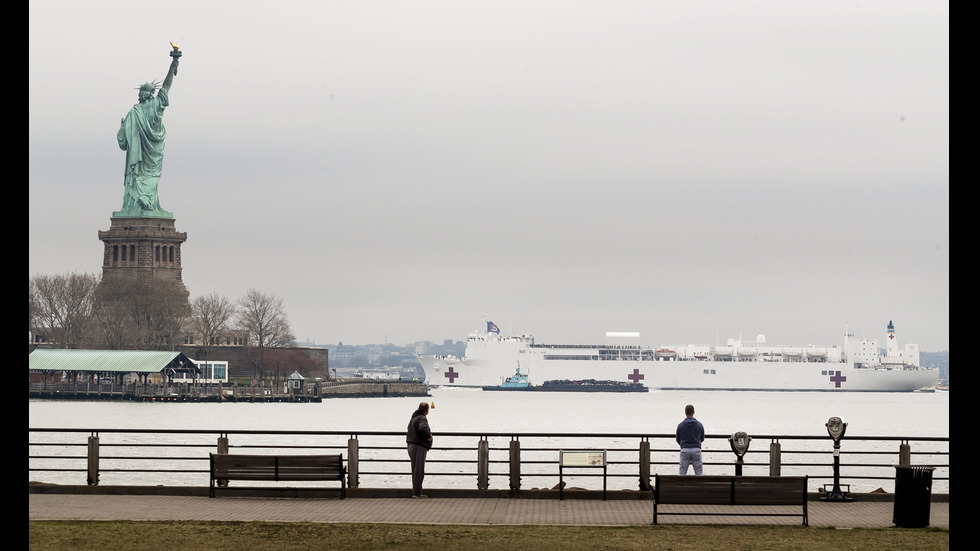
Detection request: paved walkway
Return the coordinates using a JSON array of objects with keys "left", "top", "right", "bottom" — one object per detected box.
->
[{"left": 29, "top": 494, "right": 948, "bottom": 529}]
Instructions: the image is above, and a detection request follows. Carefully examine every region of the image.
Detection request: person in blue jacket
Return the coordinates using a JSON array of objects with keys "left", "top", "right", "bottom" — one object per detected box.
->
[{"left": 675, "top": 404, "right": 705, "bottom": 475}]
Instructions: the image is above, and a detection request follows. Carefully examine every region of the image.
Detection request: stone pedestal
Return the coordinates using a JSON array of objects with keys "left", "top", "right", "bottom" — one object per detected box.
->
[{"left": 98, "top": 216, "right": 187, "bottom": 287}]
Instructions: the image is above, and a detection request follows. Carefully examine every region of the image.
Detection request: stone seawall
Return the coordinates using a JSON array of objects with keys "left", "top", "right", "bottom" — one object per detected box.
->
[{"left": 321, "top": 382, "right": 429, "bottom": 398}]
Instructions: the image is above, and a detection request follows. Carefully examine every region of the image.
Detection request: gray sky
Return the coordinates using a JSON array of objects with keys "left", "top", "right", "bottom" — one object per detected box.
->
[{"left": 29, "top": 1, "right": 948, "bottom": 351}]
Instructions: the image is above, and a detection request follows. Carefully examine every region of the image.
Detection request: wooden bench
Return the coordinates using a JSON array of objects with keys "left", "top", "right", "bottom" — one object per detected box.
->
[
  {"left": 209, "top": 453, "right": 346, "bottom": 498},
  {"left": 653, "top": 474, "right": 808, "bottom": 525}
]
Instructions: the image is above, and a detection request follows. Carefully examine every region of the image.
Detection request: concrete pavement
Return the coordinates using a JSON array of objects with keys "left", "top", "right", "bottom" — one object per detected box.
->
[{"left": 29, "top": 493, "right": 948, "bottom": 529}]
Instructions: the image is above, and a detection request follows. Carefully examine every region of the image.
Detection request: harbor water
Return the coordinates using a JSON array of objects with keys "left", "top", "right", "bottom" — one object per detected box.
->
[{"left": 29, "top": 388, "right": 948, "bottom": 492}]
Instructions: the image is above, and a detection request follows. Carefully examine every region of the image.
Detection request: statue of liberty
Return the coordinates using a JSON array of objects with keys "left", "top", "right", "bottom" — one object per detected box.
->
[{"left": 115, "top": 43, "right": 181, "bottom": 217}]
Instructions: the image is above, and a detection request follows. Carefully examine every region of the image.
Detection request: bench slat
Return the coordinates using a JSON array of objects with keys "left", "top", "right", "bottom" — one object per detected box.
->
[
  {"left": 733, "top": 477, "right": 806, "bottom": 506},
  {"left": 654, "top": 474, "right": 807, "bottom": 526},
  {"left": 656, "top": 475, "right": 733, "bottom": 505},
  {"left": 210, "top": 453, "right": 346, "bottom": 498}
]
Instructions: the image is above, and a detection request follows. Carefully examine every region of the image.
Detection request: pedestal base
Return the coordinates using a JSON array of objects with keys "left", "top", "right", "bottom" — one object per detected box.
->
[{"left": 98, "top": 215, "right": 187, "bottom": 285}]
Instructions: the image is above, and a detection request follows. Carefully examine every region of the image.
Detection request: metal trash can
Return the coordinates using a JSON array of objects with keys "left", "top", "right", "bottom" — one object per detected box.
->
[{"left": 893, "top": 465, "right": 935, "bottom": 527}]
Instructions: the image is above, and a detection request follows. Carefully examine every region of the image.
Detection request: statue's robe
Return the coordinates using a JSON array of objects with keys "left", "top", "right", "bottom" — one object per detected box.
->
[{"left": 117, "top": 88, "right": 169, "bottom": 212}]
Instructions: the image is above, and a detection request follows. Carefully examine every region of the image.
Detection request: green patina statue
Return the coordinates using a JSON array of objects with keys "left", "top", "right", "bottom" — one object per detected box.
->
[{"left": 115, "top": 43, "right": 182, "bottom": 218}]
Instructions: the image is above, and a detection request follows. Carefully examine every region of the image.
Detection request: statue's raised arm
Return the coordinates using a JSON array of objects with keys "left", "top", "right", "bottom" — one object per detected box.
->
[
  {"left": 163, "top": 42, "right": 181, "bottom": 92},
  {"left": 115, "top": 43, "right": 183, "bottom": 217}
]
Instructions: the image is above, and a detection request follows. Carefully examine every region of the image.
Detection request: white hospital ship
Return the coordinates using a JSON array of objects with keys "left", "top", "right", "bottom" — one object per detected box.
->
[{"left": 417, "top": 320, "right": 938, "bottom": 392}]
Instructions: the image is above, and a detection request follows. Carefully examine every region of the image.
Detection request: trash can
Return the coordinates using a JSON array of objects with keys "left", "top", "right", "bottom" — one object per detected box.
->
[{"left": 892, "top": 465, "right": 935, "bottom": 528}]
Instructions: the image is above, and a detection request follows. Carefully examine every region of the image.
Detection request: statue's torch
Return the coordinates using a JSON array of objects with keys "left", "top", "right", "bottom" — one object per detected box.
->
[{"left": 169, "top": 42, "right": 182, "bottom": 75}]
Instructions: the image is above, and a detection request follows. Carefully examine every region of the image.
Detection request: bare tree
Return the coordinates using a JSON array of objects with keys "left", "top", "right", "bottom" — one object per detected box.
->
[
  {"left": 92, "top": 278, "right": 140, "bottom": 350},
  {"left": 153, "top": 282, "right": 193, "bottom": 350},
  {"left": 92, "top": 277, "right": 191, "bottom": 350},
  {"left": 236, "top": 288, "right": 295, "bottom": 380},
  {"left": 29, "top": 278, "right": 43, "bottom": 343},
  {"left": 190, "top": 292, "right": 238, "bottom": 360},
  {"left": 265, "top": 347, "right": 329, "bottom": 386},
  {"left": 29, "top": 272, "right": 100, "bottom": 348}
]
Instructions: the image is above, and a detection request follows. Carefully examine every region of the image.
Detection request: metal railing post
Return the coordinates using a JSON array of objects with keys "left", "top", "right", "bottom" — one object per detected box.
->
[
  {"left": 899, "top": 440, "right": 911, "bottom": 466},
  {"left": 347, "top": 435, "right": 360, "bottom": 488},
  {"left": 509, "top": 437, "right": 521, "bottom": 491},
  {"left": 215, "top": 433, "right": 230, "bottom": 487},
  {"left": 769, "top": 439, "right": 782, "bottom": 476},
  {"left": 86, "top": 433, "right": 99, "bottom": 486},
  {"left": 478, "top": 437, "right": 489, "bottom": 490},
  {"left": 639, "top": 438, "right": 651, "bottom": 491}
]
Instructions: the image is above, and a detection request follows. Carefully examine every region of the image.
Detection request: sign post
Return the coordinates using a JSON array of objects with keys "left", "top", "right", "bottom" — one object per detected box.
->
[{"left": 559, "top": 450, "right": 607, "bottom": 500}]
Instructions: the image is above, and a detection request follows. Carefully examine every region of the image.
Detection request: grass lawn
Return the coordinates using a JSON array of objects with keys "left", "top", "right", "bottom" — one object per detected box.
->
[{"left": 29, "top": 521, "right": 949, "bottom": 551}]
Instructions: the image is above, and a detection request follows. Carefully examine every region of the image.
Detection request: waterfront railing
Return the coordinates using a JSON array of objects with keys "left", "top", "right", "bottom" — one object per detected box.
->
[{"left": 28, "top": 428, "right": 948, "bottom": 495}]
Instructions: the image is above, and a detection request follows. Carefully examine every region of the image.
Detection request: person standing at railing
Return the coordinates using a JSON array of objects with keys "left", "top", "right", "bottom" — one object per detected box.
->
[
  {"left": 676, "top": 404, "right": 705, "bottom": 475},
  {"left": 406, "top": 402, "right": 433, "bottom": 497}
]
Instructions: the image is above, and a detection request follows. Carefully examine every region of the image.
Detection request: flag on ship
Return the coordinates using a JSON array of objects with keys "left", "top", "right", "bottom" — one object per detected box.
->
[{"left": 487, "top": 321, "right": 500, "bottom": 333}]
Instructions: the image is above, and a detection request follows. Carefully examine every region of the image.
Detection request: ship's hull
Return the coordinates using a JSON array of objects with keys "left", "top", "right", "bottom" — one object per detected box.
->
[{"left": 418, "top": 336, "right": 939, "bottom": 392}]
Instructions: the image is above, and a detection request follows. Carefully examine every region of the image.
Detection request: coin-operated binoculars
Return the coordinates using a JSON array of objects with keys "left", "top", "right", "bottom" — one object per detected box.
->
[
  {"left": 729, "top": 432, "right": 751, "bottom": 476},
  {"left": 823, "top": 417, "right": 852, "bottom": 501}
]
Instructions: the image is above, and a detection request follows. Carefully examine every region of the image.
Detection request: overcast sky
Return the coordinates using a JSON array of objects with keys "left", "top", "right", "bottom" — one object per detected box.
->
[{"left": 29, "top": 1, "right": 948, "bottom": 351}]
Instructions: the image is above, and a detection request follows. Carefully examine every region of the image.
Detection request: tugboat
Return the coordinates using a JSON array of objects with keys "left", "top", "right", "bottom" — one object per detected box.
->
[{"left": 481, "top": 368, "right": 533, "bottom": 391}]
